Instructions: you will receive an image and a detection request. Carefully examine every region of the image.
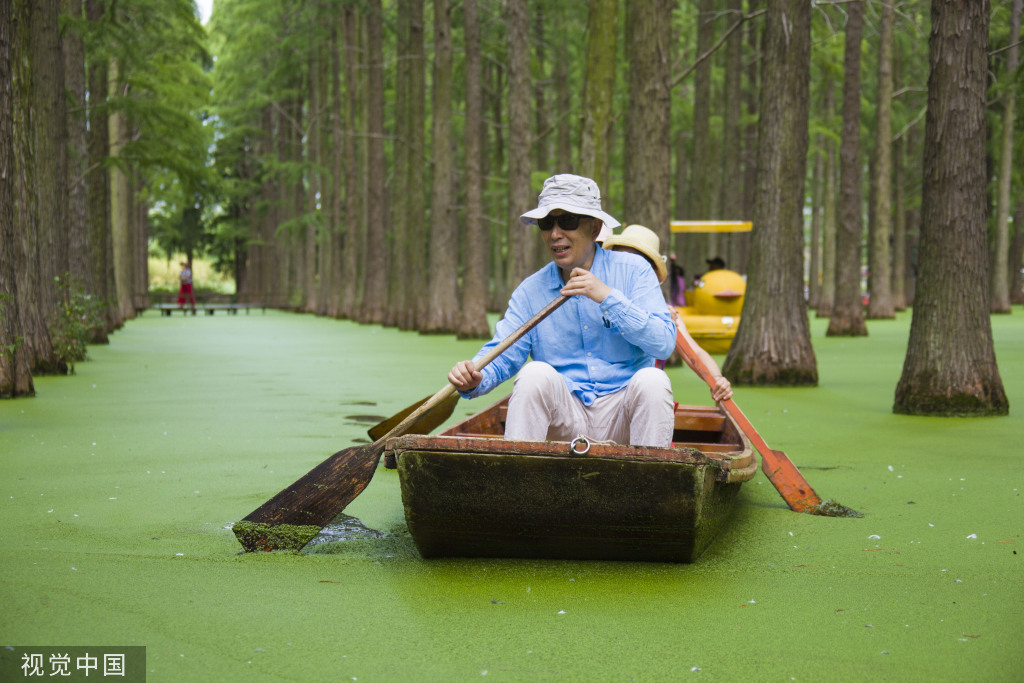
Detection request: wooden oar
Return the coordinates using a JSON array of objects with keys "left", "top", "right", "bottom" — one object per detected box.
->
[
  {"left": 674, "top": 325, "right": 857, "bottom": 516},
  {"left": 366, "top": 392, "right": 460, "bottom": 442},
  {"left": 233, "top": 294, "right": 571, "bottom": 552}
]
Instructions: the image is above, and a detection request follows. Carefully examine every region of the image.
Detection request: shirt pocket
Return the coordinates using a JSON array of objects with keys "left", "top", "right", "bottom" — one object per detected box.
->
[{"left": 600, "top": 326, "right": 640, "bottom": 364}]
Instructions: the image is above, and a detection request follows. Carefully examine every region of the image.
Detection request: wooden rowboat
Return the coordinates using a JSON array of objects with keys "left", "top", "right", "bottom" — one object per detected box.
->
[{"left": 384, "top": 395, "right": 756, "bottom": 563}]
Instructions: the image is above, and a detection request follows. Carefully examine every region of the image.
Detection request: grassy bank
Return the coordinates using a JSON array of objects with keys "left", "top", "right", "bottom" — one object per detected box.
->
[{"left": 1, "top": 310, "right": 1021, "bottom": 681}]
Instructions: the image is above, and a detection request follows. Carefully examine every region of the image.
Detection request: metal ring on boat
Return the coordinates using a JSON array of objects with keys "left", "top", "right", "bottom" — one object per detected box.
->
[{"left": 570, "top": 435, "right": 591, "bottom": 455}]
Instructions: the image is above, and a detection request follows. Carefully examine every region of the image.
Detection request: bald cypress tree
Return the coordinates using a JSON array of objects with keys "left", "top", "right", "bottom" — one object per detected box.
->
[
  {"left": 827, "top": 0, "right": 867, "bottom": 337},
  {"left": 0, "top": 0, "right": 35, "bottom": 396},
  {"left": 624, "top": 0, "right": 672, "bottom": 252},
  {"left": 579, "top": 0, "right": 617, "bottom": 191},
  {"left": 866, "top": 0, "right": 895, "bottom": 320},
  {"left": 722, "top": 0, "right": 816, "bottom": 385},
  {"left": 990, "top": 0, "right": 1020, "bottom": 313},
  {"left": 456, "top": 0, "right": 491, "bottom": 340},
  {"left": 505, "top": 0, "right": 533, "bottom": 295},
  {"left": 423, "top": 0, "right": 457, "bottom": 333},
  {"left": 359, "top": 0, "right": 390, "bottom": 324},
  {"left": 894, "top": 0, "right": 1007, "bottom": 416}
]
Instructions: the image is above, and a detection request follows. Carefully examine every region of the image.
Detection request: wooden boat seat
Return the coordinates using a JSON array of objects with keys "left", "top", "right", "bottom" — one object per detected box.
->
[{"left": 673, "top": 406, "right": 726, "bottom": 431}]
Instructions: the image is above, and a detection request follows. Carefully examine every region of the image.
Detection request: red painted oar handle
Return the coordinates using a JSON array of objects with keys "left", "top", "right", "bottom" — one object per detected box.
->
[{"left": 674, "top": 325, "right": 823, "bottom": 513}]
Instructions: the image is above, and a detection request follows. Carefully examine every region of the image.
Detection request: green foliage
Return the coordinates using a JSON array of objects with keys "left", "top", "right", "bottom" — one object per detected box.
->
[
  {"left": 49, "top": 276, "right": 106, "bottom": 375},
  {"left": 85, "top": 0, "right": 218, "bottom": 270}
]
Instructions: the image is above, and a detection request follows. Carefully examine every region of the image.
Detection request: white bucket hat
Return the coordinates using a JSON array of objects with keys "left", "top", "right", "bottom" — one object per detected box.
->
[
  {"left": 519, "top": 174, "right": 618, "bottom": 241},
  {"left": 601, "top": 224, "right": 668, "bottom": 283}
]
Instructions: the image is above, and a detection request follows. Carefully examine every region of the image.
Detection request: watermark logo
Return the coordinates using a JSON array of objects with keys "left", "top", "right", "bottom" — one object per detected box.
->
[{"left": 1, "top": 647, "right": 145, "bottom": 682}]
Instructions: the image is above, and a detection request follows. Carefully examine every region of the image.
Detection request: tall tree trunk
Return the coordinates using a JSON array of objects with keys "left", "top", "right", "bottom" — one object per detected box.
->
[
  {"left": 737, "top": 0, "right": 760, "bottom": 273},
  {"left": 63, "top": 0, "right": 89, "bottom": 293},
  {"left": 553, "top": 4, "right": 571, "bottom": 172},
  {"left": 387, "top": 2, "right": 412, "bottom": 329},
  {"left": 133, "top": 176, "right": 148, "bottom": 310},
  {"left": 361, "top": 0, "right": 389, "bottom": 324},
  {"left": 671, "top": 14, "right": 689, "bottom": 230},
  {"left": 326, "top": 26, "right": 343, "bottom": 318},
  {"left": 12, "top": 0, "right": 59, "bottom": 373},
  {"left": 579, "top": 0, "right": 617, "bottom": 193},
  {"left": 247, "top": 104, "right": 272, "bottom": 301},
  {"left": 808, "top": 138, "right": 823, "bottom": 309},
  {"left": 686, "top": 0, "right": 715, "bottom": 278},
  {"left": 456, "top": 0, "right": 491, "bottom": 340},
  {"left": 531, "top": 5, "right": 549, "bottom": 179},
  {"left": 506, "top": 0, "right": 533, "bottom": 294},
  {"left": 305, "top": 47, "right": 320, "bottom": 314},
  {"left": 903, "top": 126, "right": 921, "bottom": 306},
  {"left": 404, "top": 0, "right": 427, "bottom": 326},
  {"left": 722, "top": 0, "right": 816, "bottom": 386},
  {"left": 624, "top": 0, "right": 672, "bottom": 262},
  {"left": 816, "top": 122, "right": 837, "bottom": 317},
  {"left": 990, "top": 0, "right": 1020, "bottom": 313},
  {"left": 892, "top": 132, "right": 908, "bottom": 311},
  {"left": 1010, "top": 201, "right": 1024, "bottom": 304},
  {"left": 286, "top": 91, "right": 305, "bottom": 303},
  {"left": 720, "top": 0, "right": 743, "bottom": 269},
  {"left": 733, "top": 0, "right": 757, "bottom": 274},
  {"left": 85, "top": 0, "right": 112, "bottom": 337},
  {"left": 109, "top": 59, "right": 136, "bottom": 322},
  {"left": 423, "top": 0, "right": 457, "bottom": 333},
  {"left": 0, "top": 0, "right": 35, "bottom": 396},
  {"left": 867, "top": 0, "right": 895, "bottom": 319},
  {"left": 487, "top": 59, "right": 508, "bottom": 310},
  {"left": 339, "top": 5, "right": 361, "bottom": 319},
  {"left": 315, "top": 42, "right": 331, "bottom": 317},
  {"left": 826, "top": 1, "right": 867, "bottom": 337},
  {"left": 31, "top": 0, "right": 69, "bottom": 337},
  {"left": 894, "top": 0, "right": 1007, "bottom": 416}
]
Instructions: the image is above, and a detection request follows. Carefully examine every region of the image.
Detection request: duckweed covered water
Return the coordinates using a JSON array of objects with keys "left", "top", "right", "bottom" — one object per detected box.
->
[{"left": 1, "top": 309, "right": 1021, "bottom": 681}]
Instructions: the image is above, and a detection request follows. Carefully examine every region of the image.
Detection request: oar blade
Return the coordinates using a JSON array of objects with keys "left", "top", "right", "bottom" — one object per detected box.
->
[
  {"left": 233, "top": 294, "right": 572, "bottom": 553},
  {"left": 673, "top": 324, "right": 858, "bottom": 516},
  {"left": 233, "top": 441, "right": 386, "bottom": 552},
  {"left": 759, "top": 448, "right": 823, "bottom": 514},
  {"left": 367, "top": 392, "right": 460, "bottom": 441}
]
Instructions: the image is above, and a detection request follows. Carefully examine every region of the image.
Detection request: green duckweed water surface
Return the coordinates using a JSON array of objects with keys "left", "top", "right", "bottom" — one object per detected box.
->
[{"left": 1, "top": 310, "right": 1021, "bottom": 681}]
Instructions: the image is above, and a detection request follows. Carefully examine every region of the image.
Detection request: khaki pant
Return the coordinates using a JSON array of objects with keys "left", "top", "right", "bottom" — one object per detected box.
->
[{"left": 504, "top": 361, "right": 674, "bottom": 447}]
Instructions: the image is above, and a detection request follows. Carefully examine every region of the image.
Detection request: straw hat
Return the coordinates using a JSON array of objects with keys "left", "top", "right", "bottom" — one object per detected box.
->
[
  {"left": 602, "top": 224, "right": 668, "bottom": 283},
  {"left": 520, "top": 174, "right": 619, "bottom": 243}
]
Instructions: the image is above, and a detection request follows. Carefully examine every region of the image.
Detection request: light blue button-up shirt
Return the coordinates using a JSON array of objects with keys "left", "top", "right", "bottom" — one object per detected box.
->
[{"left": 462, "top": 246, "right": 675, "bottom": 406}]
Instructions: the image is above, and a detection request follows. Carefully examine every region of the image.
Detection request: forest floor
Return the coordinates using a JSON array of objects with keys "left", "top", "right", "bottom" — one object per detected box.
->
[{"left": 1, "top": 309, "right": 1021, "bottom": 681}]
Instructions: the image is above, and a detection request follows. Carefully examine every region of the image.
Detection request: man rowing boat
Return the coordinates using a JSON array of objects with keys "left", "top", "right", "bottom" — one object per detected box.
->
[{"left": 448, "top": 174, "right": 677, "bottom": 447}]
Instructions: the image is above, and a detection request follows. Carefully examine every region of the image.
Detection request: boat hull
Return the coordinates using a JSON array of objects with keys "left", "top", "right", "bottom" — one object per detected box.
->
[
  {"left": 387, "top": 399, "right": 755, "bottom": 563},
  {"left": 396, "top": 445, "right": 742, "bottom": 562}
]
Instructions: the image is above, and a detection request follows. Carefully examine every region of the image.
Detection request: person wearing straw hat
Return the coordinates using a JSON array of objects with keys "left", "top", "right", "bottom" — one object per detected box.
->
[
  {"left": 603, "top": 224, "right": 732, "bottom": 403},
  {"left": 601, "top": 224, "right": 668, "bottom": 282},
  {"left": 448, "top": 174, "right": 676, "bottom": 447}
]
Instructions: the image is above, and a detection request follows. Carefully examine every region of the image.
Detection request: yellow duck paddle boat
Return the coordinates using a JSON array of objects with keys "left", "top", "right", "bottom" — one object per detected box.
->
[{"left": 671, "top": 221, "right": 750, "bottom": 354}]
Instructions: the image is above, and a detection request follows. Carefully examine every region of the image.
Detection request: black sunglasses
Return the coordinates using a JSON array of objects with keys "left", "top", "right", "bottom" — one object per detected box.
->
[{"left": 537, "top": 213, "right": 591, "bottom": 231}]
